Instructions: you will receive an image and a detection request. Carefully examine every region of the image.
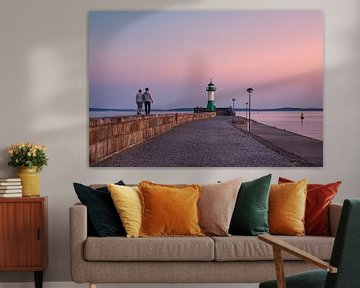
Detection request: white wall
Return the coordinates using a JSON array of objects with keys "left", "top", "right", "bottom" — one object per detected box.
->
[{"left": 0, "top": 0, "right": 359, "bottom": 283}]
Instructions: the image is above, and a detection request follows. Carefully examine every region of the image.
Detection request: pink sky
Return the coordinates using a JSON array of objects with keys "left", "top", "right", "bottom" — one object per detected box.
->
[{"left": 89, "top": 11, "right": 323, "bottom": 109}]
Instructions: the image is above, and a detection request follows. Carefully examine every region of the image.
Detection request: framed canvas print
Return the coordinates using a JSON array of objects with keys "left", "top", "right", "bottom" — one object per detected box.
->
[{"left": 89, "top": 11, "right": 323, "bottom": 167}]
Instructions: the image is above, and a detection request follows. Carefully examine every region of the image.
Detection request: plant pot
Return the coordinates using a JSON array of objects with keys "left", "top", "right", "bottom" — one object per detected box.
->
[{"left": 16, "top": 167, "right": 40, "bottom": 197}]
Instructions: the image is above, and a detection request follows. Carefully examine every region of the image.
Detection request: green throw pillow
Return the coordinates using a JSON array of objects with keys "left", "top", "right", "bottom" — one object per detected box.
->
[{"left": 229, "top": 174, "right": 272, "bottom": 236}]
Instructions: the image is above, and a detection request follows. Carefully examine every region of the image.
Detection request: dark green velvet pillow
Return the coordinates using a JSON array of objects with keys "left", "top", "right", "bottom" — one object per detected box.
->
[
  {"left": 73, "top": 181, "right": 126, "bottom": 237},
  {"left": 229, "top": 174, "right": 272, "bottom": 236}
]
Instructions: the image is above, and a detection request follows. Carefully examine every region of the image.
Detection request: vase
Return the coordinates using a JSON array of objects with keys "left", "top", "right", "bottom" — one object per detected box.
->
[{"left": 16, "top": 167, "right": 40, "bottom": 197}]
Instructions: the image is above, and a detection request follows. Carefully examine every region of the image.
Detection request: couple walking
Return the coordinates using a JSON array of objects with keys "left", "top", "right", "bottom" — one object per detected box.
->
[{"left": 136, "top": 87, "right": 153, "bottom": 115}]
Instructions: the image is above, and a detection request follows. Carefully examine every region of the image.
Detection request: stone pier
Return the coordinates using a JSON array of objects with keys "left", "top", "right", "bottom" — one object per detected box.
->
[{"left": 89, "top": 112, "right": 216, "bottom": 165}]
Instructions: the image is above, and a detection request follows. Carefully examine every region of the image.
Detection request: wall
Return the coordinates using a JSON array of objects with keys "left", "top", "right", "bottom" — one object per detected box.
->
[
  {"left": 0, "top": 0, "right": 359, "bottom": 283},
  {"left": 89, "top": 113, "right": 215, "bottom": 165}
]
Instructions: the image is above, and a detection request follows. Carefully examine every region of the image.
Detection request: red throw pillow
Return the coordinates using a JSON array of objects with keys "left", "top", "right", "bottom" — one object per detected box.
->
[{"left": 278, "top": 177, "right": 341, "bottom": 236}]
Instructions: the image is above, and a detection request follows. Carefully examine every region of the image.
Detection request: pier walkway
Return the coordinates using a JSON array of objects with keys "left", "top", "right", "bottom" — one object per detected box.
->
[
  {"left": 95, "top": 116, "right": 296, "bottom": 167},
  {"left": 233, "top": 118, "right": 323, "bottom": 166}
]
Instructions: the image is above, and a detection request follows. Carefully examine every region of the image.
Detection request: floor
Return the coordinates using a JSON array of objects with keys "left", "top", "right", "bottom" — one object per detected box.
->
[{"left": 0, "top": 283, "right": 259, "bottom": 288}]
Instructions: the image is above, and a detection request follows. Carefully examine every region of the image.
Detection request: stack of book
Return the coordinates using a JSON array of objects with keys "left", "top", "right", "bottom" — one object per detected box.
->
[{"left": 0, "top": 178, "right": 22, "bottom": 197}]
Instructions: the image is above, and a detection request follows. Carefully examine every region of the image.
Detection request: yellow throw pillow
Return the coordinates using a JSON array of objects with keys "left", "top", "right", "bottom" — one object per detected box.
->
[
  {"left": 138, "top": 181, "right": 204, "bottom": 237},
  {"left": 269, "top": 179, "right": 307, "bottom": 236},
  {"left": 107, "top": 183, "right": 142, "bottom": 238}
]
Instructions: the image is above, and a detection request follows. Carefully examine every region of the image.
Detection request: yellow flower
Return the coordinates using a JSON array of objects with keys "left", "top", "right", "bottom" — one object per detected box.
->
[
  {"left": 38, "top": 145, "right": 46, "bottom": 151},
  {"left": 8, "top": 142, "right": 48, "bottom": 171}
]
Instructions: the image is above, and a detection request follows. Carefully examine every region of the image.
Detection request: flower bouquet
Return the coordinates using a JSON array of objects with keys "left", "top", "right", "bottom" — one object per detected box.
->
[{"left": 8, "top": 142, "right": 48, "bottom": 172}]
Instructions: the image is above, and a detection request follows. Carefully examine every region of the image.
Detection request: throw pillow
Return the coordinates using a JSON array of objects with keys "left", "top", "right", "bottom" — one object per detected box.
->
[
  {"left": 269, "top": 179, "right": 307, "bottom": 236},
  {"left": 279, "top": 177, "right": 341, "bottom": 236},
  {"left": 198, "top": 177, "right": 243, "bottom": 236},
  {"left": 107, "top": 183, "right": 142, "bottom": 238},
  {"left": 73, "top": 181, "right": 126, "bottom": 237},
  {"left": 138, "top": 181, "right": 203, "bottom": 237},
  {"left": 229, "top": 174, "right": 272, "bottom": 236}
]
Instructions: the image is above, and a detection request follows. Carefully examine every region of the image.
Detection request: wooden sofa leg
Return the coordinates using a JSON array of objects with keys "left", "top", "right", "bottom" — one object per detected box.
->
[{"left": 89, "top": 283, "right": 96, "bottom": 288}]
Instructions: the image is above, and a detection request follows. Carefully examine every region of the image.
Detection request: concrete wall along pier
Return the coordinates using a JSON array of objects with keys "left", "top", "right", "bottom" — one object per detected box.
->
[{"left": 89, "top": 112, "right": 216, "bottom": 165}]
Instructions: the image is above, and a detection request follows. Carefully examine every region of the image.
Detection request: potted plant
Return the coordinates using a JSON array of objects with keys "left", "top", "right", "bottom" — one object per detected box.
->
[{"left": 8, "top": 143, "right": 48, "bottom": 197}]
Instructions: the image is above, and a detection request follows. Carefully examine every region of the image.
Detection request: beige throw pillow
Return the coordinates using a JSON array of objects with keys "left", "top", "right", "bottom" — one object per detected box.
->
[{"left": 198, "top": 178, "right": 242, "bottom": 236}]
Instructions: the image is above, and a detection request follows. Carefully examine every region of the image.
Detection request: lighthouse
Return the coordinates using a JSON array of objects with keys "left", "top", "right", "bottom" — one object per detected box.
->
[{"left": 206, "top": 79, "right": 216, "bottom": 112}]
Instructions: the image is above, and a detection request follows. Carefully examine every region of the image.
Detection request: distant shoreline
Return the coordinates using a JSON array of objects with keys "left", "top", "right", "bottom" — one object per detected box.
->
[{"left": 89, "top": 107, "right": 323, "bottom": 112}]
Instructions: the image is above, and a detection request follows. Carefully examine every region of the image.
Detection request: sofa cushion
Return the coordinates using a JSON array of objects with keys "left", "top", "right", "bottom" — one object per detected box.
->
[
  {"left": 269, "top": 179, "right": 307, "bottom": 236},
  {"left": 73, "top": 181, "right": 126, "bottom": 237},
  {"left": 84, "top": 236, "right": 214, "bottom": 261},
  {"left": 139, "top": 181, "right": 203, "bottom": 237},
  {"left": 198, "top": 177, "right": 242, "bottom": 236},
  {"left": 107, "top": 184, "right": 142, "bottom": 238},
  {"left": 212, "top": 236, "right": 334, "bottom": 261},
  {"left": 279, "top": 177, "right": 341, "bottom": 236},
  {"left": 229, "top": 174, "right": 271, "bottom": 236}
]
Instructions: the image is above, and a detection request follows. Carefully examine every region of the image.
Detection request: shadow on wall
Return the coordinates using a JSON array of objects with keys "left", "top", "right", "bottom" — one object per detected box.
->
[{"left": 0, "top": 0, "right": 206, "bottom": 283}]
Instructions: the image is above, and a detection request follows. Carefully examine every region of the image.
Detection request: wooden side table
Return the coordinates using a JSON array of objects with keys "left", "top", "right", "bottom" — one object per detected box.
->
[{"left": 0, "top": 197, "right": 48, "bottom": 288}]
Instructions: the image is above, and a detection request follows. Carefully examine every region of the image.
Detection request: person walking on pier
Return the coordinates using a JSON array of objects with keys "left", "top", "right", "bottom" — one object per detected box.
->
[
  {"left": 136, "top": 89, "right": 143, "bottom": 115},
  {"left": 143, "top": 87, "right": 153, "bottom": 115}
]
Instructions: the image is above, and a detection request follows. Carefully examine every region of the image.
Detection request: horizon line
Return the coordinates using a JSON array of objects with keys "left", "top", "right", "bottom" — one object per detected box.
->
[{"left": 89, "top": 107, "right": 323, "bottom": 111}]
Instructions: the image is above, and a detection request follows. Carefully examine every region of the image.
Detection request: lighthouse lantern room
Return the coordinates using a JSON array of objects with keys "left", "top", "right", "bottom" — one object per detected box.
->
[{"left": 206, "top": 79, "right": 216, "bottom": 112}]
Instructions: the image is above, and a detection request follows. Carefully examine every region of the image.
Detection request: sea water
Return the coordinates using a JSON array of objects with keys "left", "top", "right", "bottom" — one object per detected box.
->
[
  {"left": 237, "top": 111, "right": 323, "bottom": 141},
  {"left": 89, "top": 110, "right": 323, "bottom": 141}
]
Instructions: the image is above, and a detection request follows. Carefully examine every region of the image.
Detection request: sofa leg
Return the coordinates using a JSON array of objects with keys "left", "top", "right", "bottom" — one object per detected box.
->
[{"left": 89, "top": 283, "right": 96, "bottom": 288}]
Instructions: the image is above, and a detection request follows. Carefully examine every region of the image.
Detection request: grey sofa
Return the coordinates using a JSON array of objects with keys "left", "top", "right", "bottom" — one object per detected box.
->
[{"left": 70, "top": 203, "right": 342, "bottom": 288}]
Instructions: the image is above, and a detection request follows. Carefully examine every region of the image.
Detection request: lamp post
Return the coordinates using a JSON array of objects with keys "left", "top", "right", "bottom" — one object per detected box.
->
[
  {"left": 245, "top": 102, "right": 248, "bottom": 128},
  {"left": 232, "top": 98, "right": 236, "bottom": 122},
  {"left": 247, "top": 88, "right": 253, "bottom": 132}
]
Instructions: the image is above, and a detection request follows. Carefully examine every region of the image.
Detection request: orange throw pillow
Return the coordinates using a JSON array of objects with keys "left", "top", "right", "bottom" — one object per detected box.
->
[
  {"left": 269, "top": 179, "right": 307, "bottom": 236},
  {"left": 138, "top": 181, "right": 204, "bottom": 237},
  {"left": 279, "top": 177, "right": 341, "bottom": 236}
]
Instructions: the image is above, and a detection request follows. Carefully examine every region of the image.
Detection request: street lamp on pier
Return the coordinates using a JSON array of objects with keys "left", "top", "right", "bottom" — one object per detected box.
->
[
  {"left": 247, "top": 88, "right": 253, "bottom": 132},
  {"left": 232, "top": 98, "right": 236, "bottom": 122},
  {"left": 245, "top": 102, "right": 248, "bottom": 128}
]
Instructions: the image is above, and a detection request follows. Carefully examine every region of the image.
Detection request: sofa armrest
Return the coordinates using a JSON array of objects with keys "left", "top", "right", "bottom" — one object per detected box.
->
[
  {"left": 69, "top": 203, "right": 88, "bottom": 283},
  {"left": 329, "top": 203, "right": 342, "bottom": 237}
]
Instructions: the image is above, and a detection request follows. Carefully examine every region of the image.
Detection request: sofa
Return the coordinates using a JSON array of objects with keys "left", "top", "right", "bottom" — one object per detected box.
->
[{"left": 70, "top": 201, "right": 342, "bottom": 287}]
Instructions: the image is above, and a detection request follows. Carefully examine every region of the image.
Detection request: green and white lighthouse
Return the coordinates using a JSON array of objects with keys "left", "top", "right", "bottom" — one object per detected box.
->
[{"left": 206, "top": 79, "right": 216, "bottom": 112}]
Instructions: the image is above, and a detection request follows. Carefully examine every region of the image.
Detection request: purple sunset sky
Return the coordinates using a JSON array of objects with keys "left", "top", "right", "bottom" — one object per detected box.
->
[{"left": 89, "top": 11, "right": 323, "bottom": 110}]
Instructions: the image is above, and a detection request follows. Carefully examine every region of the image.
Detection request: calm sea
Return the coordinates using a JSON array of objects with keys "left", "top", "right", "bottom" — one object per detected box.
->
[
  {"left": 236, "top": 111, "right": 323, "bottom": 141},
  {"left": 89, "top": 110, "right": 323, "bottom": 141}
]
